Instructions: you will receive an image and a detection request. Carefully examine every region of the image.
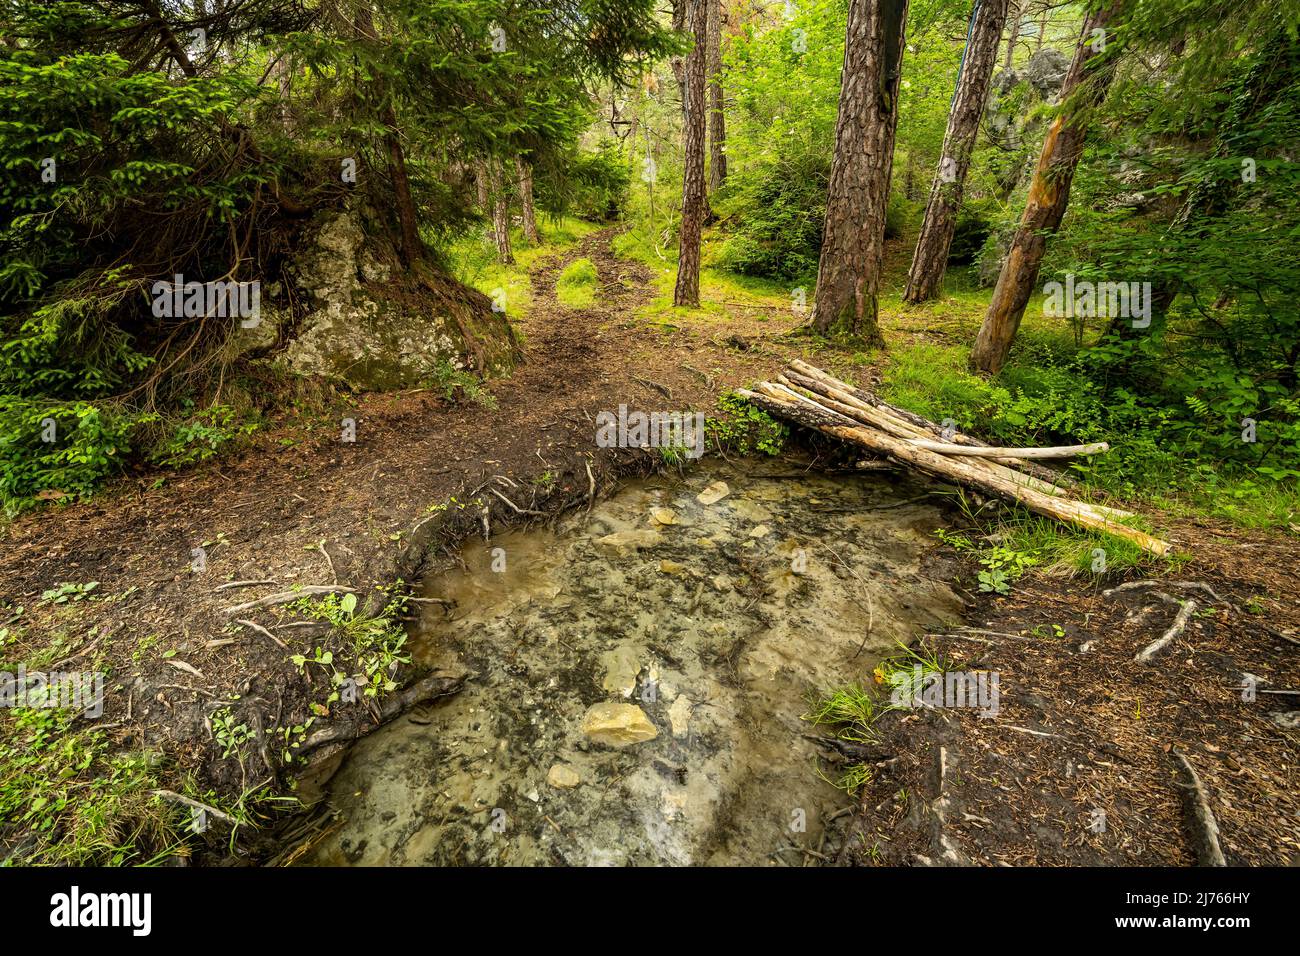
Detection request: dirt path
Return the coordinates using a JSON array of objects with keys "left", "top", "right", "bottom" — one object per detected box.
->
[
  {"left": 3, "top": 227, "right": 1296, "bottom": 867},
  {"left": 0, "top": 227, "right": 793, "bottom": 835}
]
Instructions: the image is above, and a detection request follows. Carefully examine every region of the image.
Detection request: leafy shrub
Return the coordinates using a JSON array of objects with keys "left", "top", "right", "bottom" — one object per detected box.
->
[
  {"left": 708, "top": 392, "right": 789, "bottom": 456},
  {"left": 0, "top": 397, "right": 142, "bottom": 514},
  {"left": 149, "top": 404, "right": 258, "bottom": 469}
]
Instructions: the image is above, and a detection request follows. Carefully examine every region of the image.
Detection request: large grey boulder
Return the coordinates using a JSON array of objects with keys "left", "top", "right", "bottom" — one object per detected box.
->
[
  {"left": 1025, "top": 47, "right": 1070, "bottom": 101},
  {"left": 264, "top": 207, "right": 517, "bottom": 389}
]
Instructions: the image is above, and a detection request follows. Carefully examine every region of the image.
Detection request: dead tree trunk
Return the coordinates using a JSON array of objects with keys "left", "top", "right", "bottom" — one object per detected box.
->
[
  {"left": 809, "top": 0, "right": 909, "bottom": 345},
  {"left": 516, "top": 155, "right": 540, "bottom": 244},
  {"left": 904, "top": 0, "right": 1010, "bottom": 303},
  {"left": 707, "top": 0, "right": 728, "bottom": 193},
  {"left": 970, "top": 3, "right": 1122, "bottom": 374},
  {"left": 674, "top": 0, "right": 708, "bottom": 307}
]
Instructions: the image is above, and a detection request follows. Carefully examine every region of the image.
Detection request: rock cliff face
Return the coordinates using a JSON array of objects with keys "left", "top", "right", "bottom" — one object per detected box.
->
[{"left": 243, "top": 206, "right": 518, "bottom": 389}]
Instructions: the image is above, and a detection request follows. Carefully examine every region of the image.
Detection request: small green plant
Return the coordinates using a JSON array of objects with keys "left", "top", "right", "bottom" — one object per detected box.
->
[
  {"left": 977, "top": 545, "right": 1039, "bottom": 595},
  {"left": 803, "top": 683, "right": 880, "bottom": 743},
  {"left": 428, "top": 361, "right": 497, "bottom": 409},
  {"left": 39, "top": 581, "right": 99, "bottom": 604},
  {"left": 1030, "top": 623, "right": 1066, "bottom": 639},
  {"left": 149, "top": 403, "right": 258, "bottom": 469},
  {"left": 706, "top": 392, "right": 788, "bottom": 456},
  {"left": 287, "top": 592, "right": 411, "bottom": 704},
  {"left": 210, "top": 706, "right": 254, "bottom": 760}
]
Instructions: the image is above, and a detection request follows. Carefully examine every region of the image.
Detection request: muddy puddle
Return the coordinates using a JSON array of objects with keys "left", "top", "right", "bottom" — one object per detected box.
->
[{"left": 300, "top": 460, "right": 964, "bottom": 865}]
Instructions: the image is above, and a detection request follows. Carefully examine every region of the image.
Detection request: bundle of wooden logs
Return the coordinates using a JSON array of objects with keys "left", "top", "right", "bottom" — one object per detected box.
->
[{"left": 738, "top": 360, "right": 1170, "bottom": 556}]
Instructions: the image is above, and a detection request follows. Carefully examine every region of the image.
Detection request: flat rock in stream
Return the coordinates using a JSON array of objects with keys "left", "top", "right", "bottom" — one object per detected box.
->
[
  {"left": 547, "top": 764, "right": 582, "bottom": 789},
  {"left": 650, "top": 507, "right": 680, "bottom": 526},
  {"left": 696, "top": 481, "right": 731, "bottom": 505},
  {"left": 580, "top": 703, "right": 659, "bottom": 747},
  {"left": 594, "top": 529, "right": 662, "bottom": 555}
]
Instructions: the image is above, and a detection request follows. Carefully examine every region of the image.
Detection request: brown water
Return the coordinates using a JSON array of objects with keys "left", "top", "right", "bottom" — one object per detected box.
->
[{"left": 300, "top": 460, "right": 963, "bottom": 865}]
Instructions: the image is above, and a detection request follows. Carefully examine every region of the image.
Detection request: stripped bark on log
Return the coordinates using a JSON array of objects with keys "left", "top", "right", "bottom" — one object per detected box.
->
[{"left": 739, "top": 371, "right": 1170, "bottom": 556}]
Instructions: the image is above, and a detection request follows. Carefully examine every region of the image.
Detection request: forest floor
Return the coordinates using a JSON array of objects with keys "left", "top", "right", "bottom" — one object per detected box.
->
[{"left": 2, "top": 226, "right": 1297, "bottom": 865}]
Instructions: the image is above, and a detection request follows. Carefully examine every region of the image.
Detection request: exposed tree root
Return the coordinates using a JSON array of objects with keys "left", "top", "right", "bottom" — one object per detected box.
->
[
  {"left": 1170, "top": 748, "right": 1227, "bottom": 866},
  {"left": 1136, "top": 599, "right": 1197, "bottom": 663}
]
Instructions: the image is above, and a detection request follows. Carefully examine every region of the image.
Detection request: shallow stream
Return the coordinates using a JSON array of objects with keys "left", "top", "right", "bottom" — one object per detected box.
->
[{"left": 302, "top": 460, "right": 963, "bottom": 865}]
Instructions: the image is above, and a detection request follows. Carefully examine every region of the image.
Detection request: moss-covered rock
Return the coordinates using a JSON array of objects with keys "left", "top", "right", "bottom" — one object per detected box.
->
[{"left": 276, "top": 208, "right": 517, "bottom": 389}]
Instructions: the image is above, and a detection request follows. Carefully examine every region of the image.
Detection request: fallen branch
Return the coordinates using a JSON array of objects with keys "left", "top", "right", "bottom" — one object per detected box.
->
[
  {"left": 738, "top": 386, "right": 1170, "bottom": 557},
  {"left": 906, "top": 439, "right": 1109, "bottom": 459},
  {"left": 151, "top": 789, "right": 239, "bottom": 828}
]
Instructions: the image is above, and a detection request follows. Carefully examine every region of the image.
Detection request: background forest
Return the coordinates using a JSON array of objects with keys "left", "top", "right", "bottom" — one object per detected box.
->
[
  {"left": 3, "top": 0, "right": 1298, "bottom": 526},
  {"left": 1, "top": 0, "right": 1299, "bottom": 869}
]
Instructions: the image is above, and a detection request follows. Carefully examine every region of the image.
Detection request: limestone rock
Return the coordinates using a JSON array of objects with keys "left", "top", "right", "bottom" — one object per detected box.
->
[
  {"left": 668, "top": 696, "right": 693, "bottom": 738},
  {"left": 650, "top": 507, "right": 679, "bottom": 526},
  {"left": 595, "top": 529, "right": 662, "bottom": 555},
  {"left": 580, "top": 703, "right": 659, "bottom": 747},
  {"left": 547, "top": 764, "right": 581, "bottom": 789},
  {"left": 278, "top": 208, "right": 515, "bottom": 389},
  {"left": 1025, "top": 47, "right": 1070, "bottom": 100},
  {"left": 600, "top": 645, "right": 641, "bottom": 697},
  {"left": 697, "top": 481, "right": 731, "bottom": 505}
]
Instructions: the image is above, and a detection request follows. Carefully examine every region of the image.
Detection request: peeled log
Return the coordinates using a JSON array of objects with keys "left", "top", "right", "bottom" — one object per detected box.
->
[
  {"left": 737, "top": 387, "right": 1170, "bottom": 557},
  {"left": 787, "top": 359, "right": 1079, "bottom": 489},
  {"left": 906, "top": 439, "right": 1109, "bottom": 459}
]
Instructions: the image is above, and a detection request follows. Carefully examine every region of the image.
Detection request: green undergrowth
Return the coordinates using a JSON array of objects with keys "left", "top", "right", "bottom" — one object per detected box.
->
[
  {"left": 803, "top": 642, "right": 950, "bottom": 796},
  {"left": 445, "top": 216, "right": 599, "bottom": 322},
  {"left": 555, "top": 257, "right": 599, "bottom": 307},
  {"left": 875, "top": 337, "right": 1299, "bottom": 531}
]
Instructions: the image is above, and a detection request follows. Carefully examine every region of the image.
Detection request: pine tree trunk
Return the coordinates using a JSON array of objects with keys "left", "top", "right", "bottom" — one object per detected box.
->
[
  {"left": 674, "top": 0, "right": 708, "bottom": 307},
  {"left": 383, "top": 108, "right": 422, "bottom": 265},
  {"left": 475, "top": 159, "right": 489, "bottom": 210},
  {"left": 1003, "top": 1, "right": 1021, "bottom": 72},
  {"left": 904, "top": 0, "right": 1009, "bottom": 304},
  {"left": 970, "top": 4, "right": 1122, "bottom": 374},
  {"left": 516, "top": 156, "right": 540, "bottom": 244},
  {"left": 707, "top": 0, "right": 727, "bottom": 193},
  {"left": 353, "top": 7, "right": 423, "bottom": 265},
  {"left": 809, "top": 0, "right": 909, "bottom": 345},
  {"left": 487, "top": 159, "right": 513, "bottom": 265},
  {"left": 670, "top": 0, "right": 688, "bottom": 119}
]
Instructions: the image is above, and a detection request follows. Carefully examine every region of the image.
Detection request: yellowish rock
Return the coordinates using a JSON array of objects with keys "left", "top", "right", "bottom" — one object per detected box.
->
[
  {"left": 580, "top": 703, "right": 659, "bottom": 747},
  {"left": 748, "top": 524, "right": 771, "bottom": 538},
  {"left": 650, "top": 507, "right": 679, "bottom": 526},
  {"left": 595, "top": 529, "right": 661, "bottom": 555},
  {"left": 696, "top": 480, "right": 731, "bottom": 505},
  {"left": 547, "top": 764, "right": 581, "bottom": 789}
]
